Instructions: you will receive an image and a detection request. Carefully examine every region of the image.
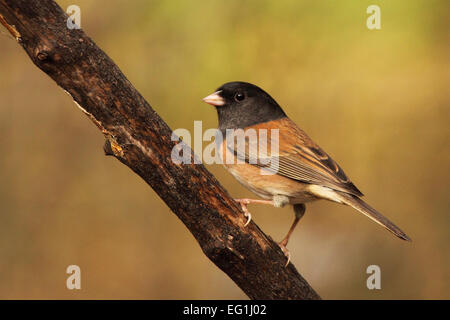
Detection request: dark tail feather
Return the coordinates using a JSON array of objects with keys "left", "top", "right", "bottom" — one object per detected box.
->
[{"left": 338, "top": 192, "right": 411, "bottom": 241}]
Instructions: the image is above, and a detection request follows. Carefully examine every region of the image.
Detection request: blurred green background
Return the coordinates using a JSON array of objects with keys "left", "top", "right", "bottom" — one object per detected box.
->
[{"left": 0, "top": 0, "right": 448, "bottom": 299}]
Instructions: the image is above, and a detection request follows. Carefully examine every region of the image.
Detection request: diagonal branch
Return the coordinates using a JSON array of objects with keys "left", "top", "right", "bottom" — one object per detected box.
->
[{"left": 0, "top": 0, "right": 320, "bottom": 300}]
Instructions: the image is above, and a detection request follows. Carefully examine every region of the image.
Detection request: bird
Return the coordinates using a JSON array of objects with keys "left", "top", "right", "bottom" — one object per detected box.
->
[{"left": 202, "top": 81, "right": 411, "bottom": 264}]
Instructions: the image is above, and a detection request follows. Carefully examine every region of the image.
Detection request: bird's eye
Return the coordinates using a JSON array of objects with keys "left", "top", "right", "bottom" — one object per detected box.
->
[{"left": 234, "top": 92, "right": 245, "bottom": 102}]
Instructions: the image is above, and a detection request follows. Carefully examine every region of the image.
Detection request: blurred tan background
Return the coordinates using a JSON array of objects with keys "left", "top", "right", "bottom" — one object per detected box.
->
[{"left": 0, "top": 0, "right": 448, "bottom": 299}]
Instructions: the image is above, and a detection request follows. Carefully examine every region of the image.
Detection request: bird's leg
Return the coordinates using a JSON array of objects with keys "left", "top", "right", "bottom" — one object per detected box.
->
[
  {"left": 278, "top": 203, "right": 306, "bottom": 266},
  {"left": 234, "top": 198, "right": 273, "bottom": 226}
]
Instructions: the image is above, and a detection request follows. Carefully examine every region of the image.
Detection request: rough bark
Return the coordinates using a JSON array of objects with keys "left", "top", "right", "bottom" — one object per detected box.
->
[{"left": 0, "top": 0, "right": 320, "bottom": 300}]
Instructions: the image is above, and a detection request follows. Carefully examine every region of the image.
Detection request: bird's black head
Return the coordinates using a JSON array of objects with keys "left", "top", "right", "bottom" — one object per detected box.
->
[{"left": 203, "top": 81, "right": 287, "bottom": 131}]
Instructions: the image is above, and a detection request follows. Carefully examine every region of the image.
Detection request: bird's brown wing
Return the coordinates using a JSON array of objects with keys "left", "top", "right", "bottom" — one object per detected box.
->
[{"left": 226, "top": 117, "right": 363, "bottom": 197}]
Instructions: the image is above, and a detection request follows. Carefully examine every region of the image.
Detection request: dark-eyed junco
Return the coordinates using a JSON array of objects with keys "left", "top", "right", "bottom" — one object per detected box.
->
[{"left": 203, "top": 81, "right": 410, "bottom": 264}]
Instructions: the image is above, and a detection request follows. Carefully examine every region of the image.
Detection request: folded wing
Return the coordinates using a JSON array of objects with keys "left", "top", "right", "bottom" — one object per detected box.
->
[{"left": 226, "top": 117, "right": 363, "bottom": 197}]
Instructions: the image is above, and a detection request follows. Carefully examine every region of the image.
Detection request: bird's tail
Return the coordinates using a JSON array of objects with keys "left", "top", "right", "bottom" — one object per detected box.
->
[{"left": 338, "top": 192, "right": 411, "bottom": 241}]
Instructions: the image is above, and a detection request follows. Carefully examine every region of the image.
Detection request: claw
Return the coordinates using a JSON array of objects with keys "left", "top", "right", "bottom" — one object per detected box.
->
[
  {"left": 235, "top": 199, "right": 252, "bottom": 227},
  {"left": 278, "top": 242, "right": 291, "bottom": 267},
  {"left": 243, "top": 211, "right": 251, "bottom": 227}
]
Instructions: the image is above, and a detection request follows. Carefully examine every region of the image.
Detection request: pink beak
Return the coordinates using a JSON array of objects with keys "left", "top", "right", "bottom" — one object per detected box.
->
[{"left": 202, "top": 90, "right": 225, "bottom": 106}]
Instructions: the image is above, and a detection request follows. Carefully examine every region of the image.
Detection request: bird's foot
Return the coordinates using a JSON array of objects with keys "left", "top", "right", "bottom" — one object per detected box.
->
[
  {"left": 234, "top": 199, "right": 252, "bottom": 227},
  {"left": 278, "top": 240, "right": 291, "bottom": 267}
]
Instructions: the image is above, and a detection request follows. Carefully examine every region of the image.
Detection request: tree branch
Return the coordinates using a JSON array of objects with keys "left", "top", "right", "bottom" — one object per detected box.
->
[{"left": 0, "top": 0, "right": 320, "bottom": 300}]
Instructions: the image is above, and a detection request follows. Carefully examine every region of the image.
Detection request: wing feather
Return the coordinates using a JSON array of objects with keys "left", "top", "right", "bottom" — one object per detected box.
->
[{"left": 226, "top": 118, "right": 363, "bottom": 197}]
